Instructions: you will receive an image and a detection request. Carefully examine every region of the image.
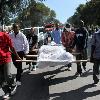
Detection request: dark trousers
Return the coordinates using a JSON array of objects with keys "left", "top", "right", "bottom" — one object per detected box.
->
[
  {"left": 12, "top": 51, "right": 24, "bottom": 81},
  {"left": 76, "top": 48, "right": 87, "bottom": 74},
  {"left": 93, "top": 60, "right": 100, "bottom": 83},
  {"left": 65, "top": 47, "right": 72, "bottom": 68},
  {"left": 0, "top": 63, "right": 14, "bottom": 94},
  {"left": 26, "top": 50, "right": 37, "bottom": 66}
]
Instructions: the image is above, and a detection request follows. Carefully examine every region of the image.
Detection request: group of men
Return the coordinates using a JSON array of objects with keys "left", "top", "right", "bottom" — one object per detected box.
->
[
  {"left": 0, "top": 21, "right": 100, "bottom": 99},
  {"left": 0, "top": 23, "right": 38, "bottom": 99},
  {"left": 52, "top": 20, "right": 88, "bottom": 76},
  {"left": 51, "top": 20, "right": 100, "bottom": 86}
]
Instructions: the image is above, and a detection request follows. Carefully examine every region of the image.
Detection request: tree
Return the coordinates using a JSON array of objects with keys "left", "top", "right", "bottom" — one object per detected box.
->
[
  {"left": 0, "top": 0, "right": 46, "bottom": 27},
  {"left": 67, "top": 0, "right": 100, "bottom": 27},
  {"left": 16, "top": 1, "right": 57, "bottom": 28}
]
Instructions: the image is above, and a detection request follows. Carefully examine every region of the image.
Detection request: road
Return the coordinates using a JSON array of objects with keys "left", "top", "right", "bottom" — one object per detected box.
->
[
  {"left": 1, "top": 37, "right": 100, "bottom": 100},
  {"left": 1, "top": 61, "right": 100, "bottom": 100}
]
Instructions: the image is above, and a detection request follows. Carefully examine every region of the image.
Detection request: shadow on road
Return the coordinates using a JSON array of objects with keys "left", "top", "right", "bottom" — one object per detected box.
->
[
  {"left": 48, "top": 75, "right": 77, "bottom": 86},
  {"left": 50, "top": 83, "right": 100, "bottom": 100},
  {"left": 43, "top": 67, "right": 92, "bottom": 86},
  {"left": 9, "top": 65, "right": 73, "bottom": 100},
  {"left": 10, "top": 72, "right": 49, "bottom": 100},
  {"left": 2, "top": 65, "right": 94, "bottom": 100}
]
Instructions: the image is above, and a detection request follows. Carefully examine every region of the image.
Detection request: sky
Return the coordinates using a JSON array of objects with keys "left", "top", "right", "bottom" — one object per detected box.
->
[{"left": 43, "top": 0, "right": 87, "bottom": 24}]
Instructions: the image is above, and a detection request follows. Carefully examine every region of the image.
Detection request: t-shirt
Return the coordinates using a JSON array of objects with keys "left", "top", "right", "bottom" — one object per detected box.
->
[
  {"left": 27, "top": 34, "right": 38, "bottom": 49},
  {"left": 74, "top": 27, "right": 88, "bottom": 50},
  {"left": 52, "top": 29, "right": 61, "bottom": 44},
  {"left": 0, "top": 32, "right": 13, "bottom": 64}
]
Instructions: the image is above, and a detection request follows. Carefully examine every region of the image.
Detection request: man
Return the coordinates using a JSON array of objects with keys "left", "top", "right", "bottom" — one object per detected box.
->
[
  {"left": 52, "top": 23, "right": 61, "bottom": 44},
  {"left": 61, "top": 23, "right": 75, "bottom": 71},
  {"left": 9, "top": 24, "right": 29, "bottom": 86},
  {"left": 0, "top": 31, "right": 22, "bottom": 99},
  {"left": 72, "top": 20, "right": 88, "bottom": 76},
  {"left": 26, "top": 27, "right": 38, "bottom": 71},
  {"left": 90, "top": 29, "right": 100, "bottom": 85}
]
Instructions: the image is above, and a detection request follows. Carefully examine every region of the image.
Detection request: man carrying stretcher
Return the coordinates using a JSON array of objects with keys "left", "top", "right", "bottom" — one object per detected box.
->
[
  {"left": 61, "top": 23, "right": 75, "bottom": 71},
  {"left": 72, "top": 20, "right": 88, "bottom": 77}
]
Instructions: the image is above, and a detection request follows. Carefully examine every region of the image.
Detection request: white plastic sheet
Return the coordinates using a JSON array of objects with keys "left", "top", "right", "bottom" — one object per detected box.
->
[{"left": 37, "top": 43, "right": 75, "bottom": 68}]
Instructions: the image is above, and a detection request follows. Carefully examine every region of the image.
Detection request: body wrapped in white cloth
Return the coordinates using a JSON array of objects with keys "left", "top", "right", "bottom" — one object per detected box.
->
[{"left": 37, "top": 43, "right": 75, "bottom": 68}]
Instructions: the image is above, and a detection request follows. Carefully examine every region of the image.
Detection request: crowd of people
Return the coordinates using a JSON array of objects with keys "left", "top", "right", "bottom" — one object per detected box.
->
[{"left": 0, "top": 21, "right": 100, "bottom": 99}]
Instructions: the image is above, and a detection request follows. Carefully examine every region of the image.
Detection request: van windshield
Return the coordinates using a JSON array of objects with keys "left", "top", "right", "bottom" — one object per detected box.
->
[
  {"left": 39, "top": 28, "right": 44, "bottom": 33},
  {"left": 23, "top": 29, "right": 31, "bottom": 35}
]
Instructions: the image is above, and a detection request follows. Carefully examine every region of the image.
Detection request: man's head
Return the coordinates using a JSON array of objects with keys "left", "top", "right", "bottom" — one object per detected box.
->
[
  {"left": 65, "top": 23, "right": 71, "bottom": 32},
  {"left": 79, "top": 20, "right": 84, "bottom": 28},
  {"left": 12, "top": 24, "right": 20, "bottom": 34},
  {"left": 30, "top": 27, "right": 35, "bottom": 35},
  {"left": 55, "top": 23, "right": 59, "bottom": 30}
]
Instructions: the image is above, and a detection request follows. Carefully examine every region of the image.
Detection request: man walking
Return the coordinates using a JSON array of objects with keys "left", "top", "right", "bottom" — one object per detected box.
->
[
  {"left": 0, "top": 31, "right": 21, "bottom": 99},
  {"left": 26, "top": 27, "right": 38, "bottom": 71},
  {"left": 9, "top": 23, "right": 29, "bottom": 86},
  {"left": 61, "top": 23, "right": 75, "bottom": 71},
  {"left": 72, "top": 20, "right": 88, "bottom": 76},
  {"left": 90, "top": 29, "right": 100, "bottom": 85}
]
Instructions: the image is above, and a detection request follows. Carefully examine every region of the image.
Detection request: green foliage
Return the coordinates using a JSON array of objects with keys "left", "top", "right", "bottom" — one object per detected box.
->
[
  {"left": 67, "top": 0, "right": 100, "bottom": 27},
  {"left": 0, "top": 0, "right": 48, "bottom": 25},
  {"left": 16, "top": 1, "right": 57, "bottom": 28}
]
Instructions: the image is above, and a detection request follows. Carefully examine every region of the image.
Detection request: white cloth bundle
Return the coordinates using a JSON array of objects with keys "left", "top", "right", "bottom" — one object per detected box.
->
[{"left": 37, "top": 43, "right": 75, "bottom": 68}]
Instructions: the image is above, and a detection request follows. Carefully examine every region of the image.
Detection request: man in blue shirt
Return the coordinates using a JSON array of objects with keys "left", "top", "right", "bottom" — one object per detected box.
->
[{"left": 52, "top": 23, "right": 61, "bottom": 44}]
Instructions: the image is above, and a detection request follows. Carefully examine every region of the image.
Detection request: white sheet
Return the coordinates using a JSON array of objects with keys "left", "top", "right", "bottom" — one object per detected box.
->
[{"left": 37, "top": 44, "right": 75, "bottom": 68}]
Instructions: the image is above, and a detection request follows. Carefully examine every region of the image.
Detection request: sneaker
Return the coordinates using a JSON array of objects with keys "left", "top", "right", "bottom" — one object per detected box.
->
[
  {"left": 83, "top": 66, "right": 86, "bottom": 71},
  {"left": 3, "top": 93, "right": 10, "bottom": 99},
  {"left": 75, "top": 72, "right": 82, "bottom": 77},
  {"left": 67, "top": 67, "right": 72, "bottom": 71},
  {"left": 29, "top": 65, "right": 33, "bottom": 72},
  {"left": 29, "top": 64, "right": 32, "bottom": 70},
  {"left": 11, "top": 85, "right": 17, "bottom": 95},
  {"left": 32, "top": 65, "right": 36, "bottom": 71},
  {"left": 93, "top": 82, "right": 98, "bottom": 86},
  {"left": 93, "top": 81, "right": 99, "bottom": 86},
  {"left": 16, "top": 81, "right": 21, "bottom": 86}
]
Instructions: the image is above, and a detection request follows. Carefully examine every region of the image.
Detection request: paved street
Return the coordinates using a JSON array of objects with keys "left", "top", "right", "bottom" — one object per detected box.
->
[
  {"left": 1, "top": 60, "right": 100, "bottom": 100},
  {"left": 1, "top": 37, "right": 100, "bottom": 100}
]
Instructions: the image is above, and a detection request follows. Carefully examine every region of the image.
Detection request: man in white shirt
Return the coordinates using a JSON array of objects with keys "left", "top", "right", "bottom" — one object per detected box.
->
[{"left": 9, "top": 24, "right": 29, "bottom": 86}]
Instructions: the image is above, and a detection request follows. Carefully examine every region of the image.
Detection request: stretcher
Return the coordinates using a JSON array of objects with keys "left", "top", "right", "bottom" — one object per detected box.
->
[
  {"left": 16, "top": 44, "right": 90, "bottom": 68},
  {"left": 16, "top": 59, "right": 90, "bottom": 63}
]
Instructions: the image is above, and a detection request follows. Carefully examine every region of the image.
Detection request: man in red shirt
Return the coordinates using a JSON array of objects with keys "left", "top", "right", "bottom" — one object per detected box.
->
[
  {"left": 61, "top": 23, "right": 75, "bottom": 71},
  {"left": 0, "top": 31, "right": 21, "bottom": 99}
]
